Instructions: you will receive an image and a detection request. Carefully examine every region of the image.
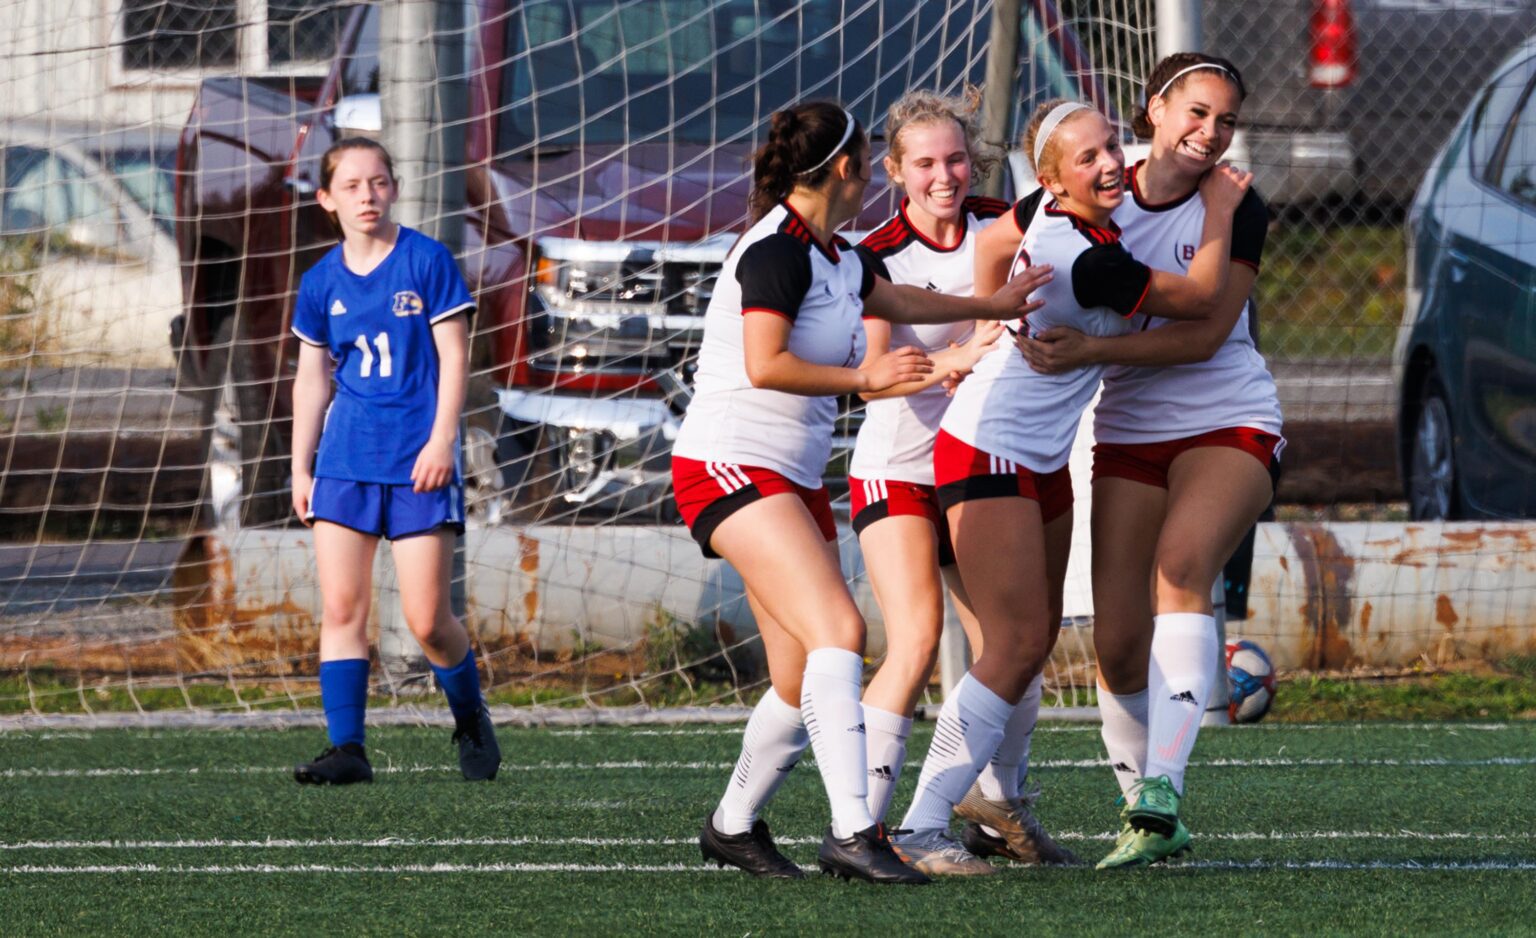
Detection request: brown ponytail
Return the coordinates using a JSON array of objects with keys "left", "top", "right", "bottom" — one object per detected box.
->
[
  {"left": 1132, "top": 53, "right": 1247, "bottom": 140},
  {"left": 748, "top": 102, "right": 867, "bottom": 222}
]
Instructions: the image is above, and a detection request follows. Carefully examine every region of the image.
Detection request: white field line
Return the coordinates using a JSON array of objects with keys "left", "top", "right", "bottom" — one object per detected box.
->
[
  {"left": 3, "top": 717, "right": 1523, "bottom": 736},
  {"left": 6, "top": 859, "right": 1536, "bottom": 875},
  {"left": 4, "top": 830, "right": 1535, "bottom": 851},
  {"left": 7, "top": 755, "right": 1536, "bottom": 780}
]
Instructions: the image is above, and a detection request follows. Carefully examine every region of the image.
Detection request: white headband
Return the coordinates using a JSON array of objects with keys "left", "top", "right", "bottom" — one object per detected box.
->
[
  {"left": 796, "top": 108, "right": 858, "bottom": 176},
  {"left": 1032, "top": 101, "right": 1090, "bottom": 171},
  {"left": 1149, "top": 63, "right": 1237, "bottom": 103}
]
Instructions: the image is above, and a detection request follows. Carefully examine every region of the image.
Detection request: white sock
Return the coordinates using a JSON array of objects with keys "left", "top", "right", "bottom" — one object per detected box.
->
[
  {"left": 978, "top": 674, "right": 1042, "bottom": 802},
  {"left": 1098, "top": 685, "right": 1150, "bottom": 798},
  {"left": 899, "top": 672, "right": 1015, "bottom": 834},
  {"left": 713, "top": 690, "right": 809, "bottom": 835},
  {"left": 862, "top": 705, "right": 912, "bottom": 824},
  {"left": 800, "top": 647, "right": 876, "bottom": 838},
  {"left": 1143, "top": 613, "right": 1219, "bottom": 794}
]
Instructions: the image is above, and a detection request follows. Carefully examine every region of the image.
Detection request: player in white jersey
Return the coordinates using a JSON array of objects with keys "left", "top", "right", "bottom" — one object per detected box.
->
[
  {"left": 1016, "top": 54, "right": 1283, "bottom": 868},
  {"left": 844, "top": 90, "right": 1010, "bottom": 876},
  {"left": 673, "top": 100, "right": 1052, "bottom": 885},
  {"left": 892, "top": 99, "right": 1252, "bottom": 860}
]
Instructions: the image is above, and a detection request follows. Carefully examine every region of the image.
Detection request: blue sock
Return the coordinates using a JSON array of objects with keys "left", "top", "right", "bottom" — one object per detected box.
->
[
  {"left": 319, "top": 658, "right": 369, "bottom": 748},
  {"left": 430, "top": 648, "right": 484, "bottom": 724}
]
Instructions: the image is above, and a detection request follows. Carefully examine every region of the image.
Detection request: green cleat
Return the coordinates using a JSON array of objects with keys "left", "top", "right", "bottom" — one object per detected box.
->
[
  {"left": 1126, "top": 775, "right": 1182, "bottom": 837},
  {"left": 1095, "top": 820, "right": 1192, "bottom": 869}
]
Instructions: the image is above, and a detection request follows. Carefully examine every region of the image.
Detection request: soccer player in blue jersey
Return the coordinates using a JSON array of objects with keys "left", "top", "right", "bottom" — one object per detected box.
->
[{"left": 288, "top": 138, "right": 500, "bottom": 785}]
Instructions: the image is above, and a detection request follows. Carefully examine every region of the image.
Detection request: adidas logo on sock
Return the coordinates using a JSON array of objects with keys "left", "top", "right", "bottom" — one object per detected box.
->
[
  {"left": 1170, "top": 690, "right": 1198, "bottom": 705},
  {"left": 1112, "top": 761, "right": 1134, "bottom": 773},
  {"left": 868, "top": 765, "right": 894, "bottom": 781},
  {"left": 847, "top": 723, "right": 866, "bottom": 734}
]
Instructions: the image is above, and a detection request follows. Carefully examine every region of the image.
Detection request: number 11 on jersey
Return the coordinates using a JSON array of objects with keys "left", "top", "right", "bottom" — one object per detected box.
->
[{"left": 353, "top": 332, "right": 393, "bottom": 378}]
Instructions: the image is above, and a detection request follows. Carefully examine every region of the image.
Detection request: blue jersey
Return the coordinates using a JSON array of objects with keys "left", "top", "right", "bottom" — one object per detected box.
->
[{"left": 291, "top": 226, "right": 475, "bottom": 484}]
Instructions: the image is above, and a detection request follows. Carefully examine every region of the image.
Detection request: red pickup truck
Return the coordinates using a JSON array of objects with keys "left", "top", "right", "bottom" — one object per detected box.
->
[{"left": 173, "top": 0, "right": 1100, "bottom": 527}]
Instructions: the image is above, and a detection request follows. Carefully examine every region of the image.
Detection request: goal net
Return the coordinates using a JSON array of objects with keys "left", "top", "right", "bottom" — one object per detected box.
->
[{"left": 3, "top": 1, "right": 1529, "bottom": 726}]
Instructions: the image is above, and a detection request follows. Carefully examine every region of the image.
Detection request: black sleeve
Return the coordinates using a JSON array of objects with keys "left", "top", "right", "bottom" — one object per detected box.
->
[
  {"left": 853, "top": 245, "right": 889, "bottom": 291},
  {"left": 1011, "top": 188, "right": 1047, "bottom": 235},
  {"left": 1231, "top": 188, "right": 1269, "bottom": 270},
  {"left": 1072, "top": 242, "right": 1153, "bottom": 317},
  {"left": 737, "top": 234, "right": 814, "bottom": 319}
]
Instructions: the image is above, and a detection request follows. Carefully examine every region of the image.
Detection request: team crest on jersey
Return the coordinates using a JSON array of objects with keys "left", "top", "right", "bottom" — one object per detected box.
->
[
  {"left": 391, "top": 290, "right": 425, "bottom": 317},
  {"left": 329, "top": 299, "right": 347, "bottom": 317},
  {"left": 1174, "top": 243, "right": 1196, "bottom": 268}
]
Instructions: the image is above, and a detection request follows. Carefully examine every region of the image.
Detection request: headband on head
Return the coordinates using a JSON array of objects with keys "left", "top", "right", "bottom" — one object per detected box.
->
[
  {"left": 796, "top": 108, "right": 859, "bottom": 177},
  {"left": 1032, "top": 102, "right": 1090, "bottom": 171},
  {"left": 1149, "top": 62, "right": 1237, "bottom": 103}
]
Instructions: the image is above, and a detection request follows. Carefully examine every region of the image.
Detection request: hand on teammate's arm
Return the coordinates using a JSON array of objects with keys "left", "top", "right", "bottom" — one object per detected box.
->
[
  {"left": 1140, "top": 164, "right": 1251, "bottom": 320},
  {"left": 1025, "top": 263, "right": 1260, "bottom": 373},
  {"left": 413, "top": 315, "right": 470, "bottom": 493},
  {"left": 743, "top": 310, "right": 931, "bottom": 396},
  {"left": 1017, "top": 326, "right": 1100, "bottom": 374},
  {"left": 289, "top": 343, "right": 334, "bottom": 524},
  {"left": 858, "top": 320, "right": 1000, "bottom": 401}
]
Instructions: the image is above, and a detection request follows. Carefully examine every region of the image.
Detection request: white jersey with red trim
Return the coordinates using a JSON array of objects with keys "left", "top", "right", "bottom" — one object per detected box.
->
[
  {"left": 1094, "top": 162, "right": 1283, "bottom": 443},
  {"left": 672, "top": 202, "right": 873, "bottom": 488},
  {"left": 939, "top": 190, "right": 1152, "bottom": 473},
  {"left": 849, "top": 196, "right": 1008, "bottom": 485}
]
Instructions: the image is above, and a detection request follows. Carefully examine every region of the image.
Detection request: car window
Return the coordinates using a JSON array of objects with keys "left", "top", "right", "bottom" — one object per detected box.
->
[
  {"left": 1470, "top": 58, "right": 1536, "bottom": 181},
  {"left": 3, "top": 146, "right": 71, "bottom": 232},
  {"left": 1497, "top": 86, "right": 1536, "bottom": 204}
]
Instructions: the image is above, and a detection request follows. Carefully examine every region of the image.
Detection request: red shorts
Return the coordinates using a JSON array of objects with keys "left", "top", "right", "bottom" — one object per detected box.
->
[
  {"left": 1092, "top": 427, "right": 1285, "bottom": 490},
  {"left": 849, "top": 475, "right": 955, "bottom": 567},
  {"left": 932, "top": 430, "right": 1073, "bottom": 524},
  {"left": 671, "top": 456, "right": 836, "bottom": 559}
]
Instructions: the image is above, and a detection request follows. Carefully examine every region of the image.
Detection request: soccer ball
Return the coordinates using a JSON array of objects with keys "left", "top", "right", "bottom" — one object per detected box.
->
[{"left": 1226, "top": 639, "right": 1276, "bottom": 723}]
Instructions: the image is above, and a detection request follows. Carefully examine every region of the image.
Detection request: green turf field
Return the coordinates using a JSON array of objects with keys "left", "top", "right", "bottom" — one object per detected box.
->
[{"left": 2, "top": 720, "right": 1534, "bottom": 935}]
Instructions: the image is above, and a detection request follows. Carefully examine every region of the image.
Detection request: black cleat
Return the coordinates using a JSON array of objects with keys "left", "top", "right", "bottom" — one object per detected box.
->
[
  {"left": 453, "top": 707, "right": 502, "bottom": 781},
  {"left": 959, "top": 821, "right": 1012, "bottom": 860},
  {"left": 699, "top": 815, "right": 805, "bottom": 878},
  {"left": 817, "top": 824, "right": 931, "bottom": 885},
  {"left": 294, "top": 742, "right": 373, "bottom": 785}
]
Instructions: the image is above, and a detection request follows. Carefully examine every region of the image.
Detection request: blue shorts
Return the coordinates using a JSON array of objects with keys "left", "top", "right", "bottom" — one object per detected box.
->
[{"left": 307, "top": 478, "right": 465, "bottom": 540}]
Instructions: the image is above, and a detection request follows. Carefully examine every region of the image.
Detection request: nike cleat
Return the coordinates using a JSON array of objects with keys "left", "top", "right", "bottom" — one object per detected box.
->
[
  {"left": 1096, "top": 819, "right": 1192, "bottom": 869},
  {"left": 817, "top": 824, "right": 931, "bottom": 885},
  {"left": 699, "top": 815, "right": 805, "bottom": 878},
  {"left": 955, "top": 782, "right": 1081, "bottom": 866},
  {"left": 1126, "top": 775, "right": 1182, "bottom": 837},
  {"left": 453, "top": 707, "right": 502, "bottom": 781},
  {"left": 294, "top": 742, "right": 373, "bottom": 785},
  {"left": 889, "top": 827, "right": 996, "bottom": 876}
]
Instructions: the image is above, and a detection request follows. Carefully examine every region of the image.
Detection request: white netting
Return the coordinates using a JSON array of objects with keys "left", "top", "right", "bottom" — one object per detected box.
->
[{"left": 4, "top": 1, "right": 1532, "bottom": 724}]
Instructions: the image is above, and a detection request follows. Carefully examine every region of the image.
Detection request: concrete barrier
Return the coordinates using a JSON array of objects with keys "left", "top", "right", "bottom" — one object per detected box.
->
[{"left": 174, "top": 520, "right": 1536, "bottom": 677}]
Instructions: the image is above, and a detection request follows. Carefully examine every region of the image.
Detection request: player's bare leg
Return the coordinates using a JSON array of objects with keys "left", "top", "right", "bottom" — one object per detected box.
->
[
  {"left": 393, "top": 528, "right": 499, "bottom": 780},
  {"left": 957, "top": 509, "right": 1079, "bottom": 865},
  {"left": 297, "top": 522, "right": 381, "bottom": 785},
  {"left": 711, "top": 494, "right": 927, "bottom": 884},
  {"left": 859, "top": 516, "right": 945, "bottom": 824},
  {"left": 1121, "top": 448, "right": 1271, "bottom": 864},
  {"left": 698, "top": 586, "right": 809, "bottom": 879}
]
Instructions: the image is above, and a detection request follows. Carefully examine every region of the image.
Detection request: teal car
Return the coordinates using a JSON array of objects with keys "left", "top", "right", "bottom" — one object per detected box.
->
[{"left": 1396, "top": 35, "right": 1536, "bottom": 520}]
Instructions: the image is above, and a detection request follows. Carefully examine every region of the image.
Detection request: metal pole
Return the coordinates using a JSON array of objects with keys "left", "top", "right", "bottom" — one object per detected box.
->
[
  {"left": 979, "top": 0, "right": 1022, "bottom": 199},
  {"left": 379, "top": 2, "right": 471, "bottom": 676},
  {"left": 1156, "top": 0, "right": 1202, "bottom": 58}
]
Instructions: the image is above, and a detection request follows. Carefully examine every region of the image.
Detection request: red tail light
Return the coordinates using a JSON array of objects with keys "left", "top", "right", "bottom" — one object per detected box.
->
[{"left": 1309, "top": 0, "right": 1357, "bottom": 89}]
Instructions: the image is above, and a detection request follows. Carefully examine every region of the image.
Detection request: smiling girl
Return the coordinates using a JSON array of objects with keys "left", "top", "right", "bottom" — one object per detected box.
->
[
  {"left": 1014, "top": 54, "right": 1282, "bottom": 869},
  {"left": 888, "top": 99, "right": 1250, "bottom": 860}
]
